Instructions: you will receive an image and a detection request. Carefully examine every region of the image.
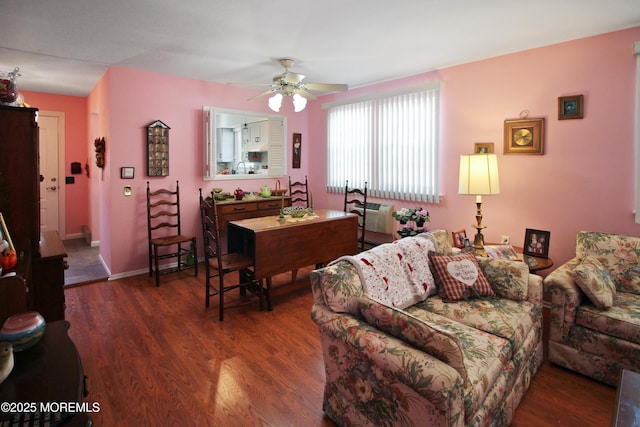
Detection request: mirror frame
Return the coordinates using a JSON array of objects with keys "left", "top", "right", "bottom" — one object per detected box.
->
[{"left": 203, "top": 106, "right": 287, "bottom": 181}]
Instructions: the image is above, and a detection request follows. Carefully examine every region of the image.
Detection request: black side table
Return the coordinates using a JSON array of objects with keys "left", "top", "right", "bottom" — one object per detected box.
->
[{"left": 0, "top": 320, "right": 91, "bottom": 425}]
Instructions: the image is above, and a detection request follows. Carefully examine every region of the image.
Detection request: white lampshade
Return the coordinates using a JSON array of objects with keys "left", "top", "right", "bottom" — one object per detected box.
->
[
  {"left": 292, "top": 93, "right": 307, "bottom": 112},
  {"left": 458, "top": 154, "right": 500, "bottom": 196},
  {"left": 268, "top": 93, "right": 283, "bottom": 112}
]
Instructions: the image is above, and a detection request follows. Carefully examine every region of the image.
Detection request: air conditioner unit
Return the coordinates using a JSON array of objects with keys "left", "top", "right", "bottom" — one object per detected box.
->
[{"left": 353, "top": 203, "right": 395, "bottom": 234}]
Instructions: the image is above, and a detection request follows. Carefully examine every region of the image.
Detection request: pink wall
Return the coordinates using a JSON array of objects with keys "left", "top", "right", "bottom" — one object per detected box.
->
[
  {"left": 309, "top": 26, "right": 640, "bottom": 271},
  {"left": 97, "top": 67, "right": 309, "bottom": 276},
  {"left": 19, "top": 90, "right": 88, "bottom": 237}
]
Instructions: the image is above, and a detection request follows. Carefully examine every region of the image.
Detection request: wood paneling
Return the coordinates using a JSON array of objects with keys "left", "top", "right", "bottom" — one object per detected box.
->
[{"left": 64, "top": 269, "right": 616, "bottom": 426}]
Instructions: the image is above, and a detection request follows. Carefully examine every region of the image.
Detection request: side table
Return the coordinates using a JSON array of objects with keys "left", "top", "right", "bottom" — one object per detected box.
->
[
  {"left": 483, "top": 244, "right": 554, "bottom": 273},
  {"left": 0, "top": 320, "right": 91, "bottom": 426},
  {"left": 522, "top": 254, "right": 554, "bottom": 273}
]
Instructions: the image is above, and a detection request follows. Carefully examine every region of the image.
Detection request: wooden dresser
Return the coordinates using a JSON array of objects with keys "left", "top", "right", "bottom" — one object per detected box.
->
[{"left": 0, "top": 105, "right": 68, "bottom": 324}]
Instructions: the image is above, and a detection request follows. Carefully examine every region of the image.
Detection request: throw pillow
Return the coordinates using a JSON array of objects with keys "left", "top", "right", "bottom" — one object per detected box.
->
[
  {"left": 358, "top": 296, "right": 467, "bottom": 380},
  {"left": 476, "top": 258, "right": 529, "bottom": 302},
  {"left": 574, "top": 255, "right": 617, "bottom": 309},
  {"left": 428, "top": 251, "right": 495, "bottom": 301}
]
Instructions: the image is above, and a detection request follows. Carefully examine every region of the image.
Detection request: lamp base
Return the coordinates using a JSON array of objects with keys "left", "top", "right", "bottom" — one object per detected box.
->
[
  {"left": 472, "top": 200, "right": 487, "bottom": 256},
  {"left": 473, "top": 228, "right": 487, "bottom": 256}
]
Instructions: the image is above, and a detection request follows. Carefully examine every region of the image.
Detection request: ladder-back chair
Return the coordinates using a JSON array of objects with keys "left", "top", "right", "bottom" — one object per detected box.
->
[
  {"left": 146, "top": 181, "right": 198, "bottom": 286},
  {"left": 344, "top": 180, "right": 368, "bottom": 252},
  {"left": 199, "top": 189, "right": 263, "bottom": 321},
  {"left": 289, "top": 176, "right": 309, "bottom": 207}
]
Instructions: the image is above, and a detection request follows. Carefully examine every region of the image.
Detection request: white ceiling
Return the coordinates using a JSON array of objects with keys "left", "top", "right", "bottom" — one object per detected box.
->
[{"left": 1, "top": 0, "right": 639, "bottom": 98}]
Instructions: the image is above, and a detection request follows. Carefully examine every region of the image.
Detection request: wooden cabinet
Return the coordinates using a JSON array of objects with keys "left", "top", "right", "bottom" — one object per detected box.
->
[
  {"left": 0, "top": 105, "right": 67, "bottom": 322},
  {"left": 0, "top": 105, "right": 40, "bottom": 256}
]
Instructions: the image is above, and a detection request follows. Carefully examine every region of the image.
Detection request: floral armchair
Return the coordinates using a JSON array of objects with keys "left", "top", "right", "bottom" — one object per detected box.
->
[{"left": 543, "top": 231, "right": 640, "bottom": 386}]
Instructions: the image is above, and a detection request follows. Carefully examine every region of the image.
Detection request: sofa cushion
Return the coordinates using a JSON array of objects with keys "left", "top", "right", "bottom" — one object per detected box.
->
[
  {"left": 402, "top": 305, "right": 512, "bottom": 417},
  {"left": 574, "top": 255, "right": 617, "bottom": 309},
  {"left": 417, "top": 295, "right": 540, "bottom": 351},
  {"left": 429, "top": 251, "right": 495, "bottom": 301},
  {"left": 575, "top": 291, "right": 640, "bottom": 345},
  {"left": 358, "top": 296, "right": 467, "bottom": 380},
  {"left": 575, "top": 231, "right": 640, "bottom": 294},
  {"left": 476, "top": 258, "right": 529, "bottom": 302}
]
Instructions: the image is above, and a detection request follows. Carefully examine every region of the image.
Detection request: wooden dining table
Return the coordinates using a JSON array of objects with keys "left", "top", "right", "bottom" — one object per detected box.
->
[{"left": 227, "top": 209, "right": 359, "bottom": 310}]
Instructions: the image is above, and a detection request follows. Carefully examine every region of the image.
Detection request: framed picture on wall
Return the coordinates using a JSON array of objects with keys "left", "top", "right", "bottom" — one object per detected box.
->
[
  {"left": 504, "top": 118, "right": 545, "bottom": 155},
  {"left": 558, "top": 95, "right": 584, "bottom": 120},
  {"left": 523, "top": 228, "right": 551, "bottom": 258},
  {"left": 474, "top": 142, "right": 494, "bottom": 154},
  {"left": 120, "top": 167, "right": 135, "bottom": 179},
  {"left": 292, "top": 133, "right": 302, "bottom": 168}
]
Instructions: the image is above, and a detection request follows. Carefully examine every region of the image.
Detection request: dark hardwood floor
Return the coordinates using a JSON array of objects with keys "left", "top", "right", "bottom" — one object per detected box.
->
[{"left": 64, "top": 266, "right": 616, "bottom": 426}]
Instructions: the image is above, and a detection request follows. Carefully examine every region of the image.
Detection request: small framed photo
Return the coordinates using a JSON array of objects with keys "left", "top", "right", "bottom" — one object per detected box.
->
[
  {"left": 120, "top": 167, "right": 135, "bottom": 179},
  {"left": 474, "top": 142, "right": 494, "bottom": 154},
  {"left": 504, "top": 118, "right": 545, "bottom": 155},
  {"left": 558, "top": 95, "right": 584, "bottom": 120},
  {"left": 523, "top": 228, "right": 551, "bottom": 258},
  {"left": 452, "top": 229, "right": 467, "bottom": 249}
]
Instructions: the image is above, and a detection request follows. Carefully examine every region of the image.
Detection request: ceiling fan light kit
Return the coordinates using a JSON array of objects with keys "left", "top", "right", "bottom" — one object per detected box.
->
[{"left": 247, "top": 59, "right": 348, "bottom": 112}]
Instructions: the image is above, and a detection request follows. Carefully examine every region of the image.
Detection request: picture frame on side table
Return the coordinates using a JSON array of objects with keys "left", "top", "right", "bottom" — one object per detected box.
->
[
  {"left": 558, "top": 95, "right": 584, "bottom": 120},
  {"left": 452, "top": 229, "right": 467, "bottom": 249},
  {"left": 504, "top": 118, "right": 545, "bottom": 155},
  {"left": 523, "top": 228, "right": 551, "bottom": 258}
]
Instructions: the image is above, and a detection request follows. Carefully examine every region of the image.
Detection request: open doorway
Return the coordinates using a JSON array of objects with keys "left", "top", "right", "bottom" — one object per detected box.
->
[{"left": 39, "top": 111, "right": 107, "bottom": 286}]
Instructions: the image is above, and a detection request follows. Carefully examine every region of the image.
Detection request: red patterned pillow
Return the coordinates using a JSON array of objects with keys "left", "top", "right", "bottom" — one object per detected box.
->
[{"left": 428, "top": 251, "right": 495, "bottom": 301}]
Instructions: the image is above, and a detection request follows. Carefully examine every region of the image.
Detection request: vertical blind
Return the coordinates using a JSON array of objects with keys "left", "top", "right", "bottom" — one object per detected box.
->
[{"left": 326, "top": 85, "right": 440, "bottom": 203}]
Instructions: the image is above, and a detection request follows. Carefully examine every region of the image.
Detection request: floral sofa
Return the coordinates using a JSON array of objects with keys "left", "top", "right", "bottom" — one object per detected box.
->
[
  {"left": 543, "top": 231, "right": 640, "bottom": 386},
  {"left": 310, "top": 231, "right": 543, "bottom": 427}
]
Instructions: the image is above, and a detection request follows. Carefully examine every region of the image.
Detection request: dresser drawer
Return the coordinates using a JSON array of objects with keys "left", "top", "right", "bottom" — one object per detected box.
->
[
  {"left": 257, "top": 199, "right": 288, "bottom": 210},
  {"left": 217, "top": 202, "right": 258, "bottom": 215}
]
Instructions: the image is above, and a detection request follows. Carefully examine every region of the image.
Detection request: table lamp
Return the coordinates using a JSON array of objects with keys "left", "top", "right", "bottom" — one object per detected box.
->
[{"left": 458, "top": 153, "right": 500, "bottom": 254}]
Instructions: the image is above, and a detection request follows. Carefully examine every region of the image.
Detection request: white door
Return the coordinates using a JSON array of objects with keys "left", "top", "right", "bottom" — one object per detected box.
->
[{"left": 39, "top": 115, "right": 60, "bottom": 233}]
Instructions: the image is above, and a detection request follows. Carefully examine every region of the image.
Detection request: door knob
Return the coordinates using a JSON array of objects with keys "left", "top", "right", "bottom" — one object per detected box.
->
[{"left": 46, "top": 186, "right": 57, "bottom": 191}]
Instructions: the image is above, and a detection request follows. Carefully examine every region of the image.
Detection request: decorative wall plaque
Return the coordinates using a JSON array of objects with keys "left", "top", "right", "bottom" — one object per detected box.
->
[{"left": 146, "top": 120, "right": 170, "bottom": 176}]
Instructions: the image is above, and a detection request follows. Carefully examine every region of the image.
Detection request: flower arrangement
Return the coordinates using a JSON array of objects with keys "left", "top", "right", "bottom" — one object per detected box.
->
[{"left": 392, "top": 207, "right": 430, "bottom": 238}]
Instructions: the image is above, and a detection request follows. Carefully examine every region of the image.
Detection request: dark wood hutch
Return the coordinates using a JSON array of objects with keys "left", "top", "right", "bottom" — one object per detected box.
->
[{"left": 0, "top": 104, "right": 67, "bottom": 324}]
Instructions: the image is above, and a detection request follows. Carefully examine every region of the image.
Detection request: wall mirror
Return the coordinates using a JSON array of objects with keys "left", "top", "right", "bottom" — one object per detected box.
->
[{"left": 203, "top": 106, "right": 287, "bottom": 180}]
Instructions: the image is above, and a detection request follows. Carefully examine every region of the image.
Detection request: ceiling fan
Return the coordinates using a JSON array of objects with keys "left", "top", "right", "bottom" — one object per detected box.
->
[{"left": 246, "top": 59, "right": 348, "bottom": 112}]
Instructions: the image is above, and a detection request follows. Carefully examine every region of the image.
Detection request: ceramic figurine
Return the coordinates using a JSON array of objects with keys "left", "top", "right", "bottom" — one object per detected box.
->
[{"left": 0, "top": 342, "right": 13, "bottom": 384}]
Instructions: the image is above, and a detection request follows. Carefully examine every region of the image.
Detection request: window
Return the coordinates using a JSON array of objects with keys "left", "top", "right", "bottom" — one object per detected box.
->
[{"left": 325, "top": 84, "right": 441, "bottom": 203}]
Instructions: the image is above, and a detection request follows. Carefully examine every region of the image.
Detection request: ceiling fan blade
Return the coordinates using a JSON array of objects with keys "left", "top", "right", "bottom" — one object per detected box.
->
[
  {"left": 247, "top": 89, "right": 275, "bottom": 101},
  {"left": 304, "top": 83, "right": 348, "bottom": 92},
  {"left": 293, "top": 89, "right": 317, "bottom": 100}
]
